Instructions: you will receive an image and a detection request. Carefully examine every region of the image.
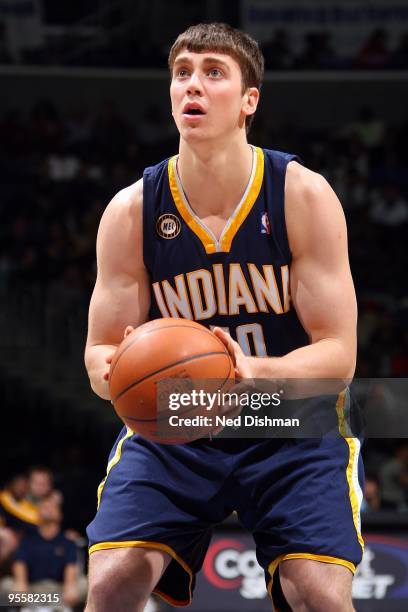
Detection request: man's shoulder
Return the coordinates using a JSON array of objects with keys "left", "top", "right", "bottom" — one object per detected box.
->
[
  {"left": 109, "top": 153, "right": 174, "bottom": 214},
  {"left": 17, "top": 529, "right": 40, "bottom": 549},
  {"left": 286, "top": 161, "right": 329, "bottom": 203},
  {"left": 143, "top": 155, "right": 174, "bottom": 176},
  {"left": 113, "top": 178, "right": 143, "bottom": 209},
  {"left": 285, "top": 161, "right": 340, "bottom": 232},
  {"left": 101, "top": 179, "right": 144, "bottom": 228}
]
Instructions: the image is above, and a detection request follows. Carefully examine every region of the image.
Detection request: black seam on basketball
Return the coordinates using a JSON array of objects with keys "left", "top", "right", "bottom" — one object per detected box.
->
[
  {"left": 120, "top": 361, "right": 234, "bottom": 423},
  {"left": 110, "top": 322, "right": 228, "bottom": 380},
  {"left": 113, "top": 351, "right": 230, "bottom": 403}
]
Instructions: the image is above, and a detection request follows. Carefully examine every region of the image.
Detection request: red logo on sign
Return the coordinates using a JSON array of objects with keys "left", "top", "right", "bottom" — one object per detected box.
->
[{"left": 203, "top": 539, "right": 249, "bottom": 589}]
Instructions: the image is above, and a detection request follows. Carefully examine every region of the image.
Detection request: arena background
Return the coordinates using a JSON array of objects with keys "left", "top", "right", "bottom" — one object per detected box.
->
[{"left": 0, "top": 0, "right": 407, "bottom": 610}]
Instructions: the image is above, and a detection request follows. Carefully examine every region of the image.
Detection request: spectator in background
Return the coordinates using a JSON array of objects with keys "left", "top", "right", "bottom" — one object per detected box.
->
[
  {"left": 0, "top": 526, "right": 19, "bottom": 564},
  {"left": 295, "top": 32, "right": 337, "bottom": 69},
  {"left": 356, "top": 28, "right": 390, "bottom": 68},
  {"left": 27, "top": 467, "right": 56, "bottom": 505},
  {"left": 379, "top": 443, "right": 408, "bottom": 510},
  {"left": 361, "top": 476, "right": 381, "bottom": 513},
  {"left": 369, "top": 183, "right": 408, "bottom": 227},
  {"left": 7, "top": 495, "right": 86, "bottom": 608},
  {"left": 261, "top": 29, "right": 292, "bottom": 70},
  {"left": 345, "top": 107, "right": 385, "bottom": 150},
  {"left": 0, "top": 474, "right": 39, "bottom": 534}
]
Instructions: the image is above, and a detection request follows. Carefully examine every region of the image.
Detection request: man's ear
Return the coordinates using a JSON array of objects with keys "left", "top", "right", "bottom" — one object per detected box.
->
[{"left": 243, "top": 87, "right": 260, "bottom": 118}]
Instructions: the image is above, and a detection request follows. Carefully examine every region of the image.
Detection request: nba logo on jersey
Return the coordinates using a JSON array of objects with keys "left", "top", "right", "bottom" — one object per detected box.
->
[
  {"left": 156, "top": 213, "right": 181, "bottom": 239},
  {"left": 260, "top": 211, "right": 270, "bottom": 235}
]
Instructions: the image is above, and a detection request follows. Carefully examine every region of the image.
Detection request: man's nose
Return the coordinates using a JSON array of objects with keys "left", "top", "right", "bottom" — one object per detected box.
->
[{"left": 187, "top": 72, "right": 203, "bottom": 94}]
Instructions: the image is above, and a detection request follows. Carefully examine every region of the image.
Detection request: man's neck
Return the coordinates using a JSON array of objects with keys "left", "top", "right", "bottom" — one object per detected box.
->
[{"left": 177, "top": 135, "right": 254, "bottom": 218}]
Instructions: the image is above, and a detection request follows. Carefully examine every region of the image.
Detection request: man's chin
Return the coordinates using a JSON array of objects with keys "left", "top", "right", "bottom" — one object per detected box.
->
[{"left": 180, "top": 127, "right": 212, "bottom": 142}]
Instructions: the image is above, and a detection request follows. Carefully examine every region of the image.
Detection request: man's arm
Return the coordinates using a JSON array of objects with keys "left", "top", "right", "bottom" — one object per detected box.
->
[
  {"left": 84, "top": 179, "right": 150, "bottom": 400},
  {"left": 62, "top": 563, "right": 79, "bottom": 606},
  {"left": 215, "top": 161, "right": 357, "bottom": 381},
  {"left": 11, "top": 560, "right": 28, "bottom": 591}
]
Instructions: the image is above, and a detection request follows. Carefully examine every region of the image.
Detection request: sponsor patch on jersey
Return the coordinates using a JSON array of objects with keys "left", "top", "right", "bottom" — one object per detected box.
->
[
  {"left": 260, "top": 211, "right": 271, "bottom": 235},
  {"left": 156, "top": 213, "right": 181, "bottom": 239}
]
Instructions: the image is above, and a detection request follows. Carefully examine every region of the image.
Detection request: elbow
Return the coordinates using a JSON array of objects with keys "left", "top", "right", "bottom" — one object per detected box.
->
[
  {"left": 338, "top": 345, "right": 356, "bottom": 385},
  {"left": 89, "top": 372, "right": 111, "bottom": 401}
]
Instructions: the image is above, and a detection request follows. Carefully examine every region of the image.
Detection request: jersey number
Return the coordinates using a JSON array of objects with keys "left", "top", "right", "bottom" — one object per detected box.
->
[{"left": 211, "top": 323, "right": 267, "bottom": 357}]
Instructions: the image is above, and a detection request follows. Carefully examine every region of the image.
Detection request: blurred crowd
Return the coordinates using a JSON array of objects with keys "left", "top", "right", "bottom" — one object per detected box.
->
[
  {"left": 261, "top": 28, "right": 408, "bottom": 71},
  {"left": 1, "top": 23, "right": 408, "bottom": 70},
  {"left": 0, "top": 100, "right": 407, "bottom": 377},
  {"left": 0, "top": 467, "right": 87, "bottom": 611},
  {"left": 0, "top": 96, "right": 407, "bottom": 598}
]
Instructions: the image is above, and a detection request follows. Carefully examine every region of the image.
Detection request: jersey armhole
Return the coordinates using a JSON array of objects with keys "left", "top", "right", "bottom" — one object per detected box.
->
[
  {"left": 142, "top": 168, "right": 154, "bottom": 273},
  {"left": 264, "top": 150, "right": 302, "bottom": 261},
  {"left": 282, "top": 155, "right": 302, "bottom": 259}
]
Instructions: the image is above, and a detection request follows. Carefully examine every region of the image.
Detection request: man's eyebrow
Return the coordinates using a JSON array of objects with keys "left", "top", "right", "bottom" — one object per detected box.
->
[{"left": 173, "top": 55, "right": 230, "bottom": 69}]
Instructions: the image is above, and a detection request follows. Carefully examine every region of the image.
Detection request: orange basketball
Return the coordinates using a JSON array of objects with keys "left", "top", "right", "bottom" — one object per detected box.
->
[{"left": 109, "top": 318, "right": 235, "bottom": 444}]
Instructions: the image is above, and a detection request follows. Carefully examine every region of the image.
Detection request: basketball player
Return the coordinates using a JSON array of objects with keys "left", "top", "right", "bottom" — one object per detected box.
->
[{"left": 85, "top": 23, "right": 363, "bottom": 611}]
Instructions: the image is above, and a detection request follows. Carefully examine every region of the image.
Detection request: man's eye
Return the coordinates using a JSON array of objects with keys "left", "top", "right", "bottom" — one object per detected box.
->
[
  {"left": 177, "top": 69, "right": 188, "bottom": 77},
  {"left": 209, "top": 68, "right": 222, "bottom": 77}
]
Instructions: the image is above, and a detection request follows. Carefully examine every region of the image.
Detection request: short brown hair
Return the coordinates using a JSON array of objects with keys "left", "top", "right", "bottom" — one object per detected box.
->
[{"left": 168, "top": 22, "right": 264, "bottom": 131}]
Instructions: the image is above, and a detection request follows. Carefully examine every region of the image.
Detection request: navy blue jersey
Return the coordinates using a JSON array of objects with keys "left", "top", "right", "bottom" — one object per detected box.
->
[{"left": 143, "top": 146, "right": 309, "bottom": 357}]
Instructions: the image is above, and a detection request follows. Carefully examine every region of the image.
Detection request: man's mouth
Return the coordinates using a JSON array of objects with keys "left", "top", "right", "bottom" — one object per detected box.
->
[
  {"left": 184, "top": 108, "right": 205, "bottom": 115},
  {"left": 182, "top": 103, "right": 206, "bottom": 116}
]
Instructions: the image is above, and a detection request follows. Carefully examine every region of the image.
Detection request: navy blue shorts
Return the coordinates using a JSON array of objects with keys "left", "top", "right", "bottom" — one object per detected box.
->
[{"left": 87, "top": 426, "right": 364, "bottom": 609}]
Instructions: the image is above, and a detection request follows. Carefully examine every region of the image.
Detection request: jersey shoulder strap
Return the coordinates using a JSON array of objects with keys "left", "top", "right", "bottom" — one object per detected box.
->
[
  {"left": 263, "top": 148, "right": 301, "bottom": 261},
  {"left": 142, "top": 157, "right": 172, "bottom": 273}
]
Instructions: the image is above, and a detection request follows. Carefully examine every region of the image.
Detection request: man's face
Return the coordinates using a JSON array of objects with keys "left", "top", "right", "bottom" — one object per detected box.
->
[
  {"left": 9, "top": 476, "right": 28, "bottom": 500},
  {"left": 170, "top": 50, "right": 255, "bottom": 142},
  {"left": 38, "top": 497, "right": 62, "bottom": 523},
  {"left": 29, "top": 471, "right": 52, "bottom": 499}
]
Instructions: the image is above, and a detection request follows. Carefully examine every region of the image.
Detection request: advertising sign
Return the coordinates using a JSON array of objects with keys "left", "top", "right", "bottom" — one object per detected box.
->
[
  {"left": 241, "top": 0, "right": 408, "bottom": 54},
  {"left": 189, "top": 532, "right": 408, "bottom": 611}
]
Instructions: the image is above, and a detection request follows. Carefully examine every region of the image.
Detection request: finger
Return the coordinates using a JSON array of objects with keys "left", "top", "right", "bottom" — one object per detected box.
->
[
  {"left": 212, "top": 327, "right": 231, "bottom": 348},
  {"left": 213, "top": 327, "right": 238, "bottom": 365}
]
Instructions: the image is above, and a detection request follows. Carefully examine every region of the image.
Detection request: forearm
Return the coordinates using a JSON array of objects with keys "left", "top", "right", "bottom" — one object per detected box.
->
[
  {"left": 63, "top": 564, "right": 79, "bottom": 605},
  {"left": 12, "top": 561, "right": 28, "bottom": 590},
  {"left": 251, "top": 338, "right": 356, "bottom": 381},
  {"left": 85, "top": 344, "right": 117, "bottom": 400}
]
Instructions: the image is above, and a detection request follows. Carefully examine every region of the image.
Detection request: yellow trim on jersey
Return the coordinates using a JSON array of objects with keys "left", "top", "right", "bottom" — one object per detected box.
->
[
  {"left": 336, "top": 391, "right": 365, "bottom": 551},
  {"left": 167, "top": 147, "right": 264, "bottom": 254},
  {"left": 168, "top": 156, "right": 217, "bottom": 254},
  {"left": 89, "top": 540, "right": 193, "bottom": 606},
  {"left": 96, "top": 427, "right": 133, "bottom": 509},
  {"left": 267, "top": 552, "right": 356, "bottom": 597},
  {"left": 220, "top": 146, "right": 264, "bottom": 252},
  {"left": 154, "top": 588, "right": 190, "bottom": 608},
  {"left": 0, "top": 491, "right": 39, "bottom": 526}
]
